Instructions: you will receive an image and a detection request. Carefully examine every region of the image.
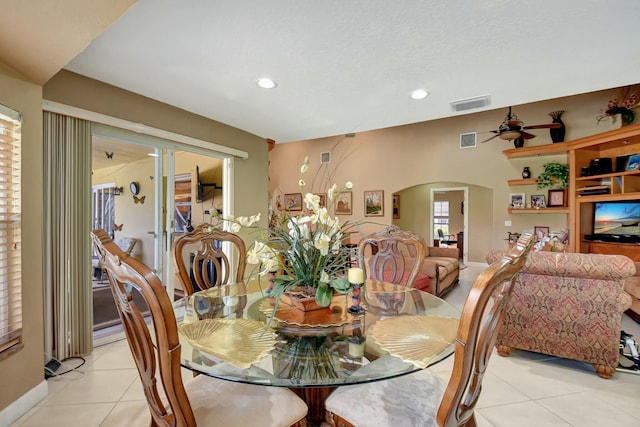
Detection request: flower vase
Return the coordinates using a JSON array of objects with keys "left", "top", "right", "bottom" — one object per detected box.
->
[
  {"left": 282, "top": 288, "right": 326, "bottom": 312},
  {"left": 548, "top": 110, "right": 565, "bottom": 143}
]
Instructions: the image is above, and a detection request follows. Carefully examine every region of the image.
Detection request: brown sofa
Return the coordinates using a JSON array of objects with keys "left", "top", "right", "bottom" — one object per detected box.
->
[
  {"left": 421, "top": 246, "right": 459, "bottom": 296},
  {"left": 486, "top": 250, "right": 634, "bottom": 378}
]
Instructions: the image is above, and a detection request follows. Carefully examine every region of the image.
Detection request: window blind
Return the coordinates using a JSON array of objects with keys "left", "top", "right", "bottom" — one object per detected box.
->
[{"left": 0, "top": 104, "right": 22, "bottom": 355}]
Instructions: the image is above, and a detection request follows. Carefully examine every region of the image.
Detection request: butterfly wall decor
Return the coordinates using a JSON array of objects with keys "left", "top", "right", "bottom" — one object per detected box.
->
[
  {"left": 105, "top": 151, "right": 114, "bottom": 159},
  {"left": 114, "top": 223, "right": 123, "bottom": 231},
  {"left": 133, "top": 195, "right": 146, "bottom": 204}
]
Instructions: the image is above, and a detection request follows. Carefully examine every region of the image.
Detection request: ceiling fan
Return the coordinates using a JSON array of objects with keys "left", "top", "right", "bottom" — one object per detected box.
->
[{"left": 480, "top": 106, "right": 562, "bottom": 148}]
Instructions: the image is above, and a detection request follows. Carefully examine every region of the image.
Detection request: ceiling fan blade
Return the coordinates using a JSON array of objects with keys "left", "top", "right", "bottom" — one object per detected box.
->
[
  {"left": 478, "top": 130, "right": 499, "bottom": 135},
  {"left": 523, "top": 123, "right": 562, "bottom": 130},
  {"left": 520, "top": 131, "right": 536, "bottom": 139},
  {"left": 480, "top": 134, "right": 500, "bottom": 143}
]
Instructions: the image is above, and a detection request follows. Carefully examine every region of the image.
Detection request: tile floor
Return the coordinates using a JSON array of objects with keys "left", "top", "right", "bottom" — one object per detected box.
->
[{"left": 10, "top": 264, "right": 640, "bottom": 427}]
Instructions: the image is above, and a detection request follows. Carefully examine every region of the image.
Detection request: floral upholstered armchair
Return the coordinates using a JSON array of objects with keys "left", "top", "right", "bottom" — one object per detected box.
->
[{"left": 486, "top": 250, "right": 634, "bottom": 379}]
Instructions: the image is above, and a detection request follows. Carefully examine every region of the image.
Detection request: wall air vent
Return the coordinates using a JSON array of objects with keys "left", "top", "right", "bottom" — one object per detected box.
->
[
  {"left": 460, "top": 132, "right": 477, "bottom": 149},
  {"left": 321, "top": 152, "right": 331, "bottom": 163},
  {"left": 450, "top": 95, "right": 491, "bottom": 112}
]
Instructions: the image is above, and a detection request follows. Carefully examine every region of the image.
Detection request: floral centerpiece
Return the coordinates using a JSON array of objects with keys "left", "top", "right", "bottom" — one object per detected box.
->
[
  {"left": 220, "top": 156, "right": 359, "bottom": 308},
  {"left": 597, "top": 86, "right": 639, "bottom": 126}
]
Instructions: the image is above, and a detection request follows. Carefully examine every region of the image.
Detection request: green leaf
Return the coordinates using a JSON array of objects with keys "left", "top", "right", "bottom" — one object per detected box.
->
[
  {"left": 315, "top": 284, "right": 332, "bottom": 307},
  {"left": 328, "top": 276, "right": 351, "bottom": 293}
]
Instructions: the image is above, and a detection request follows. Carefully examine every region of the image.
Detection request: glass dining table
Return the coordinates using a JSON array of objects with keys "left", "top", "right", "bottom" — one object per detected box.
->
[{"left": 173, "top": 279, "right": 461, "bottom": 424}]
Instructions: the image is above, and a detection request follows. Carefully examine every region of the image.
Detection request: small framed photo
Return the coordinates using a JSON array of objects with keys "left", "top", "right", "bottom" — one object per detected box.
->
[
  {"left": 334, "top": 191, "right": 352, "bottom": 215},
  {"left": 314, "top": 193, "right": 327, "bottom": 208},
  {"left": 531, "top": 194, "right": 546, "bottom": 208},
  {"left": 547, "top": 189, "right": 566, "bottom": 207},
  {"left": 534, "top": 226, "right": 550, "bottom": 241},
  {"left": 626, "top": 154, "right": 640, "bottom": 171},
  {"left": 509, "top": 193, "right": 525, "bottom": 209},
  {"left": 364, "top": 190, "right": 384, "bottom": 217},
  {"left": 284, "top": 193, "right": 302, "bottom": 211},
  {"left": 392, "top": 194, "right": 400, "bottom": 219}
]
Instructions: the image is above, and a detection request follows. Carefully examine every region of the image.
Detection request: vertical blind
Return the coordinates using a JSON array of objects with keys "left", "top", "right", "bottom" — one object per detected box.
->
[{"left": 0, "top": 104, "right": 22, "bottom": 355}]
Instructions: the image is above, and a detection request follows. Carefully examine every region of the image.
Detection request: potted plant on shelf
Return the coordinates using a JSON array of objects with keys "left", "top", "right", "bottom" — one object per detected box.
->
[{"left": 536, "top": 162, "right": 569, "bottom": 189}]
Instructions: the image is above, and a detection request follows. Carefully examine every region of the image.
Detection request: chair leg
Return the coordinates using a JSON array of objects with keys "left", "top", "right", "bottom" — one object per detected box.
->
[
  {"left": 496, "top": 345, "right": 512, "bottom": 357},
  {"left": 593, "top": 363, "right": 614, "bottom": 379}
]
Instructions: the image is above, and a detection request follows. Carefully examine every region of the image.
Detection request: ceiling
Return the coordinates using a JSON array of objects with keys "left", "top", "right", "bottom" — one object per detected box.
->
[{"left": 4, "top": 1, "right": 640, "bottom": 143}]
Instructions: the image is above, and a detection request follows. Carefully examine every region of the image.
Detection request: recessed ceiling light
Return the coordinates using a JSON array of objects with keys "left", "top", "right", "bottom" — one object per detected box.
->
[
  {"left": 410, "top": 89, "right": 429, "bottom": 100},
  {"left": 257, "top": 78, "right": 277, "bottom": 89}
]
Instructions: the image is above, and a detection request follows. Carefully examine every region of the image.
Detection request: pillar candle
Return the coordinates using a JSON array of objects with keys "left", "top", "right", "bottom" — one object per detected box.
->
[{"left": 348, "top": 267, "right": 364, "bottom": 284}]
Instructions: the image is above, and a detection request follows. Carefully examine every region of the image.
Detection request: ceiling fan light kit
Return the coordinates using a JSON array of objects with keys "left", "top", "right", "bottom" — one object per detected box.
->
[{"left": 480, "top": 106, "right": 562, "bottom": 148}]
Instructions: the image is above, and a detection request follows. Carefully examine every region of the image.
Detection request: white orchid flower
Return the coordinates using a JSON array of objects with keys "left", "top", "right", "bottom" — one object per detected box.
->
[
  {"left": 304, "top": 193, "right": 320, "bottom": 211},
  {"left": 314, "top": 232, "right": 331, "bottom": 256},
  {"left": 300, "top": 157, "right": 309, "bottom": 174},
  {"left": 320, "top": 270, "right": 330, "bottom": 283},
  {"left": 299, "top": 179, "right": 306, "bottom": 187},
  {"left": 230, "top": 222, "right": 241, "bottom": 233},
  {"left": 345, "top": 181, "right": 353, "bottom": 190}
]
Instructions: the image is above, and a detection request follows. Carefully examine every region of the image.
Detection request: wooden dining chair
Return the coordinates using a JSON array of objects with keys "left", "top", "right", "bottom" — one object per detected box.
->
[
  {"left": 172, "top": 223, "right": 247, "bottom": 295},
  {"left": 358, "top": 225, "right": 427, "bottom": 288},
  {"left": 91, "top": 229, "right": 308, "bottom": 427},
  {"left": 325, "top": 233, "right": 534, "bottom": 427}
]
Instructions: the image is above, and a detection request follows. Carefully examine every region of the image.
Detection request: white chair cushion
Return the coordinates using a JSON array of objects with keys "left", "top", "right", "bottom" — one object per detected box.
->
[
  {"left": 325, "top": 369, "right": 445, "bottom": 427},
  {"left": 186, "top": 374, "right": 308, "bottom": 427}
]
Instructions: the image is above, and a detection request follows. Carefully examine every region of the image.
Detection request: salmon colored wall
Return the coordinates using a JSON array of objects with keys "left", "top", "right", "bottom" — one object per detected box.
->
[{"left": 269, "top": 89, "right": 626, "bottom": 262}]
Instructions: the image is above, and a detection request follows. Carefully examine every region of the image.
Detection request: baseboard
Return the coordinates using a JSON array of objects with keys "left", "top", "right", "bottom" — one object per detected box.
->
[{"left": 0, "top": 380, "right": 48, "bottom": 427}]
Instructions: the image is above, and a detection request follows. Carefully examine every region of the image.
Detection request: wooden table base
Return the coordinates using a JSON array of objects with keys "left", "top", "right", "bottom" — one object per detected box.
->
[{"left": 290, "top": 386, "right": 337, "bottom": 425}]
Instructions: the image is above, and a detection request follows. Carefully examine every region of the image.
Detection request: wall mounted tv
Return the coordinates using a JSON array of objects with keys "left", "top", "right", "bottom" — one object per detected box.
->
[{"left": 590, "top": 200, "right": 640, "bottom": 243}]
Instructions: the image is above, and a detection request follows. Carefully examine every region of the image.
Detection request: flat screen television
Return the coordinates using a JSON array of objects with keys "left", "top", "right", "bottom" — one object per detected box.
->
[{"left": 590, "top": 200, "right": 640, "bottom": 243}]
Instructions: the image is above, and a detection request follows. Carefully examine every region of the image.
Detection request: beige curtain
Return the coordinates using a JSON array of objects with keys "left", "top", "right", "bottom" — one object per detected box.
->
[{"left": 43, "top": 112, "right": 92, "bottom": 359}]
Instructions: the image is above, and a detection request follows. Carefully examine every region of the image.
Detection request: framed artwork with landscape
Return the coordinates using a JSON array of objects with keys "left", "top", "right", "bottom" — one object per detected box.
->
[
  {"left": 334, "top": 191, "right": 352, "bottom": 215},
  {"left": 392, "top": 194, "right": 400, "bottom": 219},
  {"left": 365, "top": 190, "right": 384, "bottom": 217}
]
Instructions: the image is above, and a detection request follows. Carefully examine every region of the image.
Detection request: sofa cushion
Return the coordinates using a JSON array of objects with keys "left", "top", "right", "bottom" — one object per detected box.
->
[
  {"left": 382, "top": 270, "right": 430, "bottom": 293},
  {"left": 427, "top": 256, "right": 458, "bottom": 275}
]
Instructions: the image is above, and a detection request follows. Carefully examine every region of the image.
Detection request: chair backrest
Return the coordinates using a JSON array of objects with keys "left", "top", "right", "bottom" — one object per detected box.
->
[
  {"left": 358, "top": 225, "right": 426, "bottom": 287},
  {"left": 437, "top": 228, "right": 444, "bottom": 239},
  {"left": 436, "top": 232, "right": 534, "bottom": 427},
  {"left": 172, "top": 224, "right": 247, "bottom": 295},
  {"left": 92, "top": 229, "right": 196, "bottom": 427},
  {"left": 116, "top": 237, "right": 137, "bottom": 255}
]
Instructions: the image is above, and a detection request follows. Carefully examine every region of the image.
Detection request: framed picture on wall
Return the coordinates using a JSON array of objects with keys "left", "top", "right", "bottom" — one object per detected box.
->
[
  {"left": 365, "top": 190, "right": 384, "bottom": 217},
  {"left": 284, "top": 193, "right": 302, "bottom": 211},
  {"left": 531, "top": 194, "right": 546, "bottom": 208},
  {"left": 534, "top": 226, "right": 550, "bottom": 241},
  {"left": 334, "top": 191, "right": 352, "bottom": 215},
  {"left": 509, "top": 192, "right": 525, "bottom": 209},
  {"left": 547, "top": 189, "right": 566, "bottom": 207},
  {"left": 392, "top": 194, "right": 400, "bottom": 219},
  {"left": 314, "top": 193, "right": 327, "bottom": 208}
]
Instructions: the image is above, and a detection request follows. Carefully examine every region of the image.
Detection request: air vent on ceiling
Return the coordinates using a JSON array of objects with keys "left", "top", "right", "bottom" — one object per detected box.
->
[
  {"left": 321, "top": 152, "right": 331, "bottom": 164},
  {"left": 450, "top": 95, "right": 491, "bottom": 112},
  {"left": 460, "top": 132, "right": 477, "bottom": 149}
]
